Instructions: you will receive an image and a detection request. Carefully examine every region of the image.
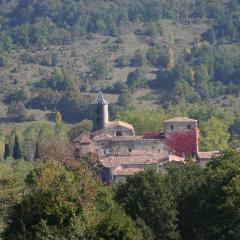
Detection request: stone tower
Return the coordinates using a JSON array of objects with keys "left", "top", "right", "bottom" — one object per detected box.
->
[
  {"left": 164, "top": 117, "right": 199, "bottom": 154},
  {"left": 91, "top": 92, "right": 109, "bottom": 131}
]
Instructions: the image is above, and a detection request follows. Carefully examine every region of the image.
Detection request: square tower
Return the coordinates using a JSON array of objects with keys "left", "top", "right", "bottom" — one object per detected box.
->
[{"left": 164, "top": 117, "right": 199, "bottom": 154}]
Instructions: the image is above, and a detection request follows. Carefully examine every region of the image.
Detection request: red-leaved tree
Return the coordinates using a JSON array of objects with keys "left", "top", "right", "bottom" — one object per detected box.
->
[{"left": 165, "top": 130, "right": 197, "bottom": 157}]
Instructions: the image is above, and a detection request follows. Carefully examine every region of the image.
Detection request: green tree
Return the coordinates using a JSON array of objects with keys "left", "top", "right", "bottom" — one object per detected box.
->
[
  {"left": 127, "top": 68, "right": 145, "bottom": 89},
  {"left": 68, "top": 120, "right": 93, "bottom": 142},
  {"left": 3, "top": 161, "right": 142, "bottom": 239},
  {"left": 93, "top": 207, "right": 144, "bottom": 240},
  {"left": 118, "top": 91, "right": 133, "bottom": 107},
  {"left": 7, "top": 102, "right": 28, "bottom": 122},
  {"left": 4, "top": 144, "right": 10, "bottom": 160},
  {"left": 180, "top": 151, "right": 240, "bottom": 239},
  {"left": 12, "top": 135, "right": 22, "bottom": 160},
  {"left": 90, "top": 57, "right": 109, "bottom": 81},
  {"left": 115, "top": 170, "right": 180, "bottom": 240},
  {"left": 34, "top": 141, "right": 41, "bottom": 160},
  {"left": 0, "top": 160, "right": 33, "bottom": 234},
  {"left": 132, "top": 49, "right": 146, "bottom": 67},
  {"left": 199, "top": 118, "right": 230, "bottom": 151}
]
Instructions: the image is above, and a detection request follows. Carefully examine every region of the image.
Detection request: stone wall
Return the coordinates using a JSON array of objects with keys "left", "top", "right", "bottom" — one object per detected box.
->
[{"left": 94, "top": 139, "right": 168, "bottom": 155}]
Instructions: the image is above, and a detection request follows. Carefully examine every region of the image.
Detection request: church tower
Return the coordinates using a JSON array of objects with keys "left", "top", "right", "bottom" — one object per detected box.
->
[{"left": 91, "top": 92, "right": 109, "bottom": 131}]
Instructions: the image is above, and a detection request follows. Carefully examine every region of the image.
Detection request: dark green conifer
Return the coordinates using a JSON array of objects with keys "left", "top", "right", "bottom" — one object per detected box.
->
[
  {"left": 4, "top": 143, "right": 10, "bottom": 160},
  {"left": 12, "top": 135, "right": 22, "bottom": 160},
  {"left": 34, "top": 141, "right": 41, "bottom": 160}
]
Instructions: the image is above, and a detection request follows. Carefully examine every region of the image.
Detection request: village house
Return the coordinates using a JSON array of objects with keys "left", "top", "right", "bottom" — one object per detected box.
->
[{"left": 74, "top": 93, "right": 217, "bottom": 182}]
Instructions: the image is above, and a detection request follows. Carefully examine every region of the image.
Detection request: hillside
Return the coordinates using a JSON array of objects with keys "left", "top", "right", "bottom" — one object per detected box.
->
[{"left": 0, "top": 0, "right": 239, "bottom": 132}]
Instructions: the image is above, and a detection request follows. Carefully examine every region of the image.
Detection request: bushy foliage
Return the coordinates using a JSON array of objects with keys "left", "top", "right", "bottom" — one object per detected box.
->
[
  {"left": 203, "top": 1, "right": 240, "bottom": 42},
  {"left": 7, "top": 102, "right": 28, "bottom": 122},
  {"left": 118, "top": 102, "right": 238, "bottom": 150},
  {"left": 115, "top": 170, "right": 180, "bottom": 240},
  {"left": 115, "top": 150, "right": 240, "bottom": 240},
  {"left": 127, "top": 68, "right": 146, "bottom": 89},
  {"left": 2, "top": 160, "right": 143, "bottom": 239},
  {"left": 1, "top": 147, "right": 240, "bottom": 240},
  {"left": 156, "top": 45, "right": 240, "bottom": 103},
  {"left": 0, "top": 0, "right": 234, "bottom": 49}
]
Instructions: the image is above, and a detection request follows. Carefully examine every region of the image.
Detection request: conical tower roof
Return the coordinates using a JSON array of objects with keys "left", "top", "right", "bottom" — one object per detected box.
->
[{"left": 91, "top": 92, "right": 108, "bottom": 105}]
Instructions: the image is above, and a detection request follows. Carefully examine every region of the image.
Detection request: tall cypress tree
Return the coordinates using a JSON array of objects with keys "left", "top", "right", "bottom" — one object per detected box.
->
[
  {"left": 34, "top": 141, "right": 41, "bottom": 160},
  {"left": 12, "top": 135, "right": 22, "bottom": 160},
  {"left": 4, "top": 143, "right": 10, "bottom": 160}
]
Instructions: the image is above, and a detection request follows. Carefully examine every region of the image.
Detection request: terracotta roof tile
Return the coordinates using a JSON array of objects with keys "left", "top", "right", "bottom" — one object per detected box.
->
[
  {"left": 100, "top": 154, "right": 168, "bottom": 168},
  {"left": 106, "top": 120, "right": 134, "bottom": 129},
  {"left": 92, "top": 120, "right": 135, "bottom": 136},
  {"left": 198, "top": 151, "right": 219, "bottom": 159},
  {"left": 93, "top": 135, "right": 143, "bottom": 142},
  {"left": 74, "top": 131, "right": 91, "bottom": 143},
  {"left": 164, "top": 117, "right": 197, "bottom": 123},
  {"left": 79, "top": 134, "right": 92, "bottom": 144}
]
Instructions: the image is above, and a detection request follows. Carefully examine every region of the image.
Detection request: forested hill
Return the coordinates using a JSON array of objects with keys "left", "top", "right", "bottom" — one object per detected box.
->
[
  {"left": 0, "top": 0, "right": 239, "bottom": 133},
  {"left": 1, "top": 0, "right": 240, "bottom": 47}
]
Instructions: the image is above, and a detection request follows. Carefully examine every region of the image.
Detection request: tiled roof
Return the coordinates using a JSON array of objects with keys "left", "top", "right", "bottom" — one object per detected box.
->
[
  {"left": 92, "top": 120, "right": 135, "bottom": 136},
  {"left": 198, "top": 151, "right": 219, "bottom": 160},
  {"left": 93, "top": 135, "right": 143, "bottom": 142},
  {"left": 91, "top": 92, "right": 108, "bottom": 105},
  {"left": 73, "top": 131, "right": 91, "bottom": 144},
  {"left": 93, "top": 134, "right": 113, "bottom": 141},
  {"left": 164, "top": 117, "right": 197, "bottom": 123},
  {"left": 100, "top": 154, "right": 168, "bottom": 168},
  {"left": 93, "top": 134, "right": 167, "bottom": 142},
  {"left": 80, "top": 134, "right": 92, "bottom": 144},
  {"left": 169, "top": 154, "right": 185, "bottom": 162},
  {"left": 106, "top": 120, "right": 134, "bottom": 130}
]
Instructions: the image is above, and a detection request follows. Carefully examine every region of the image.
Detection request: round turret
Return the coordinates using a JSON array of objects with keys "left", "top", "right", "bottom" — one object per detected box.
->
[{"left": 91, "top": 92, "right": 109, "bottom": 131}]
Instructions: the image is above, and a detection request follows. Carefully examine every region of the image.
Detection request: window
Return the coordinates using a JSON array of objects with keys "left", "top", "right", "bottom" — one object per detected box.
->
[
  {"left": 116, "top": 131, "right": 122, "bottom": 136},
  {"left": 188, "top": 125, "right": 191, "bottom": 129},
  {"left": 171, "top": 125, "right": 174, "bottom": 130},
  {"left": 128, "top": 148, "right": 132, "bottom": 153}
]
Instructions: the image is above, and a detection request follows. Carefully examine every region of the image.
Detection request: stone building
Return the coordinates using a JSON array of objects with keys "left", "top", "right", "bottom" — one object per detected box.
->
[{"left": 74, "top": 93, "right": 217, "bottom": 182}]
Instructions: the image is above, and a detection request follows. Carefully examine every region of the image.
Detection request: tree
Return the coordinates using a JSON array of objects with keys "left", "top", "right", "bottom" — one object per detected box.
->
[
  {"left": 115, "top": 170, "right": 180, "bottom": 240},
  {"left": 179, "top": 151, "right": 240, "bottom": 239},
  {"left": 12, "top": 135, "right": 22, "bottom": 160},
  {"left": 199, "top": 118, "right": 229, "bottom": 151},
  {"left": 90, "top": 57, "right": 109, "bottom": 81},
  {"left": 7, "top": 102, "right": 28, "bottom": 122},
  {"left": 165, "top": 163, "right": 205, "bottom": 239},
  {"left": 127, "top": 68, "right": 145, "bottom": 89},
  {"left": 68, "top": 120, "right": 93, "bottom": 142},
  {"left": 55, "top": 111, "right": 62, "bottom": 122},
  {"left": 4, "top": 144, "right": 10, "bottom": 160},
  {"left": 34, "top": 141, "right": 41, "bottom": 160},
  {"left": 131, "top": 49, "right": 146, "bottom": 67},
  {"left": 3, "top": 161, "right": 143, "bottom": 239},
  {"left": 167, "top": 33, "right": 175, "bottom": 71},
  {"left": 116, "top": 55, "right": 129, "bottom": 68},
  {"left": 0, "top": 160, "right": 33, "bottom": 234},
  {"left": 166, "top": 130, "right": 197, "bottom": 157},
  {"left": 117, "top": 91, "right": 133, "bottom": 107},
  {"left": 93, "top": 207, "right": 144, "bottom": 240}
]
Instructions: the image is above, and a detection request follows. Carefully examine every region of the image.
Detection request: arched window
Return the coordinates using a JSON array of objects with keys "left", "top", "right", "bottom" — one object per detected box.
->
[{"left": 116, "top": 131, "right": 122, "bottom": 136}]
